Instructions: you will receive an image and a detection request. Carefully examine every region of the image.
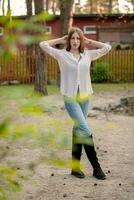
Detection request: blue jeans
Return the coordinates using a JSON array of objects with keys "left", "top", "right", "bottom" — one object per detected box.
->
[{"left": 63, "top": 94, "right": 93, "bottom": 145}]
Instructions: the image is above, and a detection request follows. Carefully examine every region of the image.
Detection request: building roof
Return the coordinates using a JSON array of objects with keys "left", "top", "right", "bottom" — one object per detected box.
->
[
  {"left": 0, "top": 13, "right": 134, "bottom": 19},
  {"left": 73, "top": 13, "right": 134, "bottom": 18}
]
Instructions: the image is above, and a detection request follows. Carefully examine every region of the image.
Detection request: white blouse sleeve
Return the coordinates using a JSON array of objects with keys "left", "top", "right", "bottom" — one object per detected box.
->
[
  {"left": 88, "top": 43, "right": 112, "bottom": 61},
  {"left": 39, "top": 41, "right": 61, "bottom": 60}
]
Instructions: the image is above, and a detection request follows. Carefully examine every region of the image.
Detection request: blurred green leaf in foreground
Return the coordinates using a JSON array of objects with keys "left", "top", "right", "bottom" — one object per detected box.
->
[{"left": 0, "top": 12, "right": 54, "bottom": 58}]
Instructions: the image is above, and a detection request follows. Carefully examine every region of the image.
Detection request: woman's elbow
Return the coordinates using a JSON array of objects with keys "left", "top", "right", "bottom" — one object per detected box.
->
[
  {"left": 106, "top": 43, "right": 112, "bottom": 52},
  {"left": 39, "top": 41, "right": 44, "bottom": 49}
]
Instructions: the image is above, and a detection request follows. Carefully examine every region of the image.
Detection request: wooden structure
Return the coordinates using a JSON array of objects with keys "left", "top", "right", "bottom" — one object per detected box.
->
[
  {"left": 0, "top": 49, "right": 134, "bottom": 84},
  {"left": 45, "top": 14, "right": 134, "bottom": 45}
]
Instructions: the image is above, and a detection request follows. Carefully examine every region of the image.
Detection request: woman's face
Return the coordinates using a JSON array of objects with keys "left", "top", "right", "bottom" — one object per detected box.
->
[{"left": 70, "top": 32, "right": 81, "bottom": 50}]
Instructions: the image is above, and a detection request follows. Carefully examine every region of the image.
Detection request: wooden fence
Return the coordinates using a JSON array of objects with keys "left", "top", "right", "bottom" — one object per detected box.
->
[
  {"left": 0, "top": 50, "right": 134, "bottom": 84},
  {"left": 96, "top": 50, "right": 134, "bottom": 82}
]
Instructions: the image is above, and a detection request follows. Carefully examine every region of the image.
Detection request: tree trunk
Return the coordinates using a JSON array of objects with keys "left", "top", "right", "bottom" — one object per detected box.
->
[
  {"left": 26, "top": 0, "right": 32, "bottom": 16},
  {"left": 52, "top": 0, "right": 56, "bottom": 14},
  {"left": 131, "top": 0, "right": 134, "bottom": 12},
  {"left": 108, "top": 0, "right": 112, "bottom": 13},
  {"left": 59, "top": 0, "right": 74, "bottom": 35},
  {"left": 90, "top": 0, "right": 93, "bottom": 13},
  {"left": 7, "top": 0, "right": 12, "bottom": 22},
  {"left": 34, "top": 0, "right": 48, "bottom": 95},
  {"left": 34, "top": 44, "right": 48, "bottom": 95},
  {"left": 57, "top": 0, "right": 74, "bottom": 86},
  {"left": 46, "top": 0, "right": 49, "bottom": 11},
  {"left": 26, "top": 0, "right": 35, "bottom": 83}
]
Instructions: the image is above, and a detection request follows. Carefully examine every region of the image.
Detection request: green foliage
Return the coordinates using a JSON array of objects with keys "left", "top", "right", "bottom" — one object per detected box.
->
[
  {"left": 0, "top": 187, "right": 7, "bottom": 200},
  {"left": 112, "top": 42, "right": 133, "bottom": 50},
  {"left": 1, "top": 84, "right": 134, "bottom": 199},
  {"left": 0, "top": 119, "right": 10, "bottom": 139},
  {"left": 37, "top": 129, "right": 69, "bottom": 149},
  {"left": 95, "top": 50, "right": 134, "bottom": 82},
  {"left": 0, "top": 12, "right": 52, "bottom": 58},
  {"left": 0, "top": 166, "right": 21, "bottom": 200},
  {"left": 91, "top": 62, "right": 111, "bottom": 83},
  {"left": 20, "top": 100, "right": 57, "bottom": 116},
  {"left": 0, "top": 84, "right": 69, "bottom": 199}
]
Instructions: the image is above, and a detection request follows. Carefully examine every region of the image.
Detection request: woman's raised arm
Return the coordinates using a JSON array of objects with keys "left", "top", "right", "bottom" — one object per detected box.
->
[
  {"left": 84, "top": 36, "right": 112, "bottom": 61},
  {"left": 39, "top": 35, "right": 68, "bottom": 59}
]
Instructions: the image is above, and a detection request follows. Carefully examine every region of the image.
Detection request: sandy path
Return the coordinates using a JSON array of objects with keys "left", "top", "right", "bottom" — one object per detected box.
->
[{"left": 1, "top": 88, "right": 134, "bottom": 200}]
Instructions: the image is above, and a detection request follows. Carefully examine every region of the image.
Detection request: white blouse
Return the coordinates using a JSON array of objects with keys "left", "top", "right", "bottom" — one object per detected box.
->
[{"left": 39, "top": 41, "right": 111, "bottom": 97}]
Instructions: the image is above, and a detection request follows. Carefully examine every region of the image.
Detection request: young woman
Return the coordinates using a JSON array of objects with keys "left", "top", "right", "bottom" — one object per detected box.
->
[{"left": 39, "top": 27, "right": 111, "bottom": 180}]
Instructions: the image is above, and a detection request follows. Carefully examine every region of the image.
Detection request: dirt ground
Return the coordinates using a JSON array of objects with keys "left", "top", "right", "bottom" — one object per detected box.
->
[{"left": 1, "top": 86, "right": 134, "bottom": 200}]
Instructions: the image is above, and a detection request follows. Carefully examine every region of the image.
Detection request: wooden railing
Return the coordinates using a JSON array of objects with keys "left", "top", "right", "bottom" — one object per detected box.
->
[{"left": 0, "top": 50, "right": 134, "bottom": 84}]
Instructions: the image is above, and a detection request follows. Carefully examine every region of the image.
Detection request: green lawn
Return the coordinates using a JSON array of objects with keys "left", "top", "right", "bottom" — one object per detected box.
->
[
  {"left": 0, "top": 83, "right": 134, "bottom": 116},
  {"left": 0, "top": 83, "right": 134, "bottom": 99},
  {"left": 92, "top": 82, "right": 134, "bottom": 92},
  {"left": 0, "top": 84, "right": 60, "bottom": 118}
]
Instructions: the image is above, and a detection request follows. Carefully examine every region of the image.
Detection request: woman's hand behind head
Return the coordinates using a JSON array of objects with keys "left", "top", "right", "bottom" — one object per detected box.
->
[{"left": 61, "top": 35, "right": 68, "bottom": 44}]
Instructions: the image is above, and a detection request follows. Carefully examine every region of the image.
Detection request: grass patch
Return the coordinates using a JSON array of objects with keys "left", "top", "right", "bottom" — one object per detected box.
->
[
  {"left": 0, "top": 83, "right": 133, "bottom": 116},
  {"left": 0, "top": 84, "right": 60, "bottom": 99},
  {"left": 92, "top": 82, "right": 134, "bottom": 92},
  {"left": 0, "top": 84, "right": 60, "bottom": 118},
  {"left": 0, "top": 83, "right": 133, "bottom": 100}
]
